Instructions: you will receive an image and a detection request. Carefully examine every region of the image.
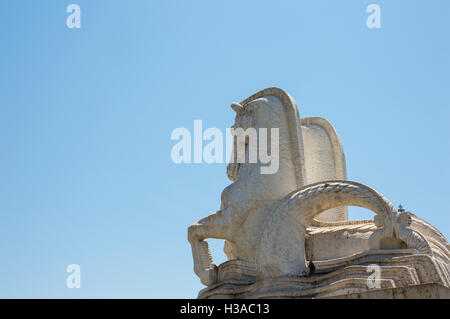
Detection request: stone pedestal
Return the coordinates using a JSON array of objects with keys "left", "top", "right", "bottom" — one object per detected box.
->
[
  {"left": 198, "top": 250, "right": 450, "bottom": 299},
  {"left": 323, "top": 283, "right": 450, "bottom": 299}
]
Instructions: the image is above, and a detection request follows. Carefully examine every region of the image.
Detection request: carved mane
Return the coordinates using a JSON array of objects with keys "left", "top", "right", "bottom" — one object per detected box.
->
[{"left": 240, "top": 87, "right": 306, "bottom": 189}]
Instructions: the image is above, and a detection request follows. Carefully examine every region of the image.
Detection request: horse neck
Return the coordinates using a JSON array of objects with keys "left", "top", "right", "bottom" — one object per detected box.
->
[
  {"left": 238, "top": 109, "right": 296, "bottom": 186},
  {"left": 253, "top": 108, "right": 292, "bottom": 167}
]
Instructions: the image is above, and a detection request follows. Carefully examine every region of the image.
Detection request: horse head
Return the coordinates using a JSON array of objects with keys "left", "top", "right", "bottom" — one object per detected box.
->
[{"left": 221, "top": 93, "right": 305, "bottom": 213}]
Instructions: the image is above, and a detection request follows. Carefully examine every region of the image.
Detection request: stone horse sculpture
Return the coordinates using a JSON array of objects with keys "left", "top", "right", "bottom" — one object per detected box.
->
[{"left": 188, "top": 88, "right": 449, "bottom": 298}]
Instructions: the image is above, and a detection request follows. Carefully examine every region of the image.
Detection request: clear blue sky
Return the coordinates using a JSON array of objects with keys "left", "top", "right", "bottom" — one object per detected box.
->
[{"left": 0, "top": 0, "right": 448, "bottom": 298}]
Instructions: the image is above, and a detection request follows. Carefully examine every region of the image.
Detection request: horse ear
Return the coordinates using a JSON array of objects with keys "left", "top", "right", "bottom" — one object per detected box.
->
[{"left": 231, "top": 102, "right": 244, "bottom": 114}]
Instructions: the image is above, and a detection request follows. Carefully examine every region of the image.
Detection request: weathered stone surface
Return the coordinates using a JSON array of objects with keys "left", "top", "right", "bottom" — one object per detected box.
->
[
  {"left": 188, "top": 87, "right": 450, "bottom": 298},
  {"left": 323, "top": 283, "right": 450, "bottom": 299},
  {"left": 198, "top": 249, "right": 449, "bottom": 299}
]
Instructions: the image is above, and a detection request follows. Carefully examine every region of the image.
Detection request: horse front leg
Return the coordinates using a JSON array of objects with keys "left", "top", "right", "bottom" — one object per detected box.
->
[{"left": 188, "top": 211, "right": 232, "bottom": 286}]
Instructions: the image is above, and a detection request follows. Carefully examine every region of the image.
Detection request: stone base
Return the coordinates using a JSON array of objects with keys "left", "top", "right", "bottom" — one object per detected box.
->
[
  {"left": 198, "top": 250, "right": 450, "bottom": 299},
  {"left": 322, "top": 283, "right": 450, "bottom": 299}
]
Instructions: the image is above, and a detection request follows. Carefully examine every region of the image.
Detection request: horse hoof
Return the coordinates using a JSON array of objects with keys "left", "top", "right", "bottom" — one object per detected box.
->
[{"left": 199, "top": 266, "right": 218, "bottom": 286}]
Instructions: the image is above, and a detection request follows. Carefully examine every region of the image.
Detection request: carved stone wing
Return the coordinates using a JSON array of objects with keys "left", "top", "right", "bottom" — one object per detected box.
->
[{"left": 301, "top": 117, "right": 348, "bottom": 221}]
